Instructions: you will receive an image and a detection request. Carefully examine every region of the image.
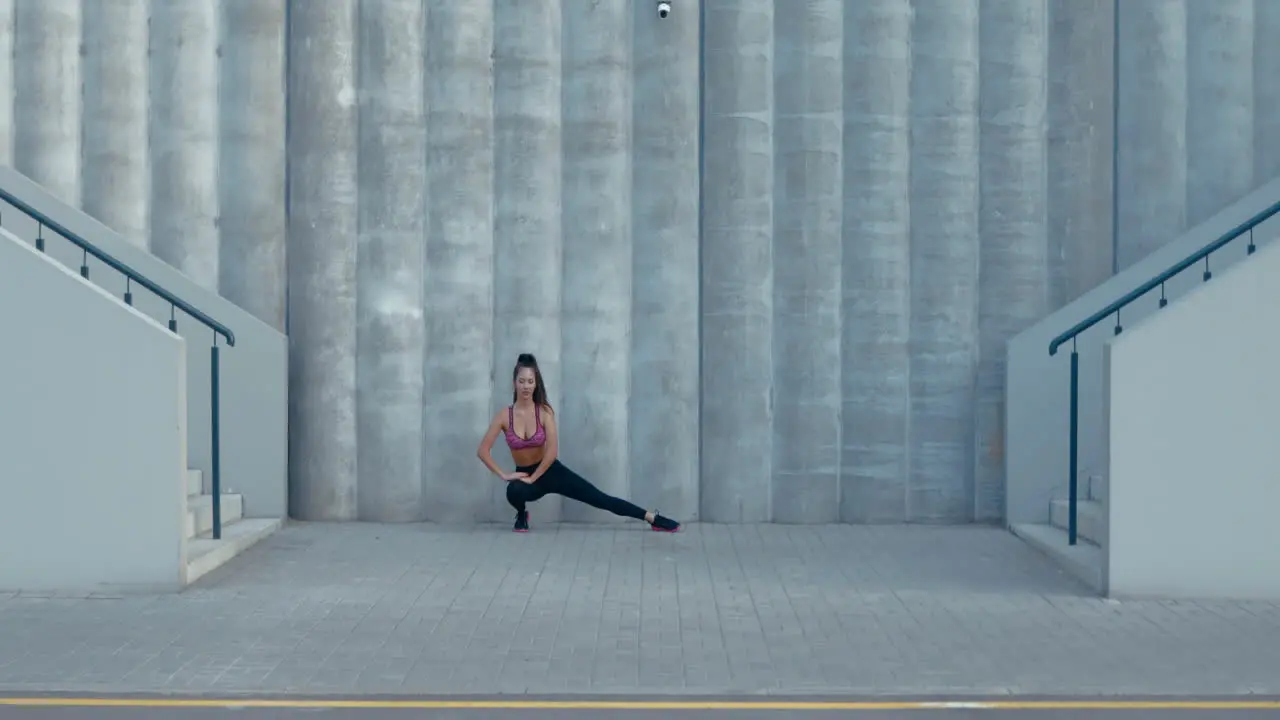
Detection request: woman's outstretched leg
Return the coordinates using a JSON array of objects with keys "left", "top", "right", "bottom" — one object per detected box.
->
[{"left": 541, "top": 460, "right": 680, "bottom": 531}]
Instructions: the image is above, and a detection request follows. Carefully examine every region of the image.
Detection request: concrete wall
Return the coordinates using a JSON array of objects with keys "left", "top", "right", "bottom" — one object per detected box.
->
[
  {"left": 0, "top": 167, "right": 289, "bottom": 522},
  {"left": 1102, "top": 235, "right": 1280, "bottom": 600},
  {"left": 339, "top": 0, "right": 1111, "bottom": 524},
  {"left": 0, "top": 229, "right": 189, "bottom": 592},
  {"left": 1, "top": 0, "right": 1276, "bottom": 524}
]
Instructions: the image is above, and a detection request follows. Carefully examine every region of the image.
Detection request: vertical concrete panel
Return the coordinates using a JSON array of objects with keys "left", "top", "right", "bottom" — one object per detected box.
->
[
  {"left": 14, "top": 0, "right": 80, "bottom": 206},
  {"left": 1046, "top": 0, "right": 1115, "bottom": 308},
  {"left": 1115, "top": 0, "right": 1186, "bottom": 269},
  {"left": 976, "top": 0, "right": 1049, "bottom": 522},
  {"left": 150, "top": 0, "right": 220, "bottom": 290},
  {"left": 560, "top": 1, "right": 632, "bottom": 522},
  {"left": 0, "top": 0, "right": 12, "bottom": 164},
  {"left": 421, "top": 0, "right": 495, "bottom": 522},
  {"left": 219, "top": 0, "right": 287, "bottom": 331},
  {"left": 492, "top": 0, "right": 562, "bottom": 521},
  {"left": 630, "top": 0, "right": 701, "bottom": 519},
  {"left": 840, "top": 0, "right": 912, "bottom": 524},
  {"left": 908, "top": 0, "right": 980, "bottom": 523},
  {"left": 700, "top": 0, "right": 773, "bottom": 523},
  {"left": 81, "top": 0, "right": 149, "bottom": 248},
  {"left": 355, "top": 0, "right": 426, "bottom": 522},
  {"left": 771, "top": 0, "right": 842, "bottom": 523},
  {"left": 1256, "top": 0, "right": 1280, "bottom": 184},
  {"left": 285, "top": 0, "right": 359, "bottom": 521},
  {"left": 1185, "top": 0, "right": 1253, "bottom": 226}
]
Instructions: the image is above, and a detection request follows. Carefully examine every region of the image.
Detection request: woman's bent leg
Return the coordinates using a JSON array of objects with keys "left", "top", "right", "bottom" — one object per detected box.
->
[
  {"left": 507, "top": 464, "right": 548, "bottom": 510},
  {"left": 505, "top": 480, "right": 535, "bottom": 512},
  {"left": 505, "top": 478, "right": 547, "bottom": 532},
  {"left": 541, "top": 461, "right": 648, "bottom": 520}
]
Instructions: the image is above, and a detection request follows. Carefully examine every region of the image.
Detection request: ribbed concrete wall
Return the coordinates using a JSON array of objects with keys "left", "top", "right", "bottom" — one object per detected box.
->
[{"left": 3, "top": 0, "right": 1277, "bottom": 523}]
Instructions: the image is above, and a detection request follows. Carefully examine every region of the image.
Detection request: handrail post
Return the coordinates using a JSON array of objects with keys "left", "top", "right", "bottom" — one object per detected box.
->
[
  {"left": 211, "top": 342, "right": 222, "bottom": 540},
  {"left": 1068, "top": 348, "right": 1079, "bottom": 546}
]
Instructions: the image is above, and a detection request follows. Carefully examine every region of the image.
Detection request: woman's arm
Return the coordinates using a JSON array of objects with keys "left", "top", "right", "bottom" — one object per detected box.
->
[
  {"left": 526, "top": 406, "right": 558, "bottom": 482},
  {"left": 477, "top": 409, "right": 518, "bottom": 479}
]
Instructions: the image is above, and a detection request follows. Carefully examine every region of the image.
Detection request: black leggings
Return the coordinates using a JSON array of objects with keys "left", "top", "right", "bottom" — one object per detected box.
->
[{"left": 507, "top": 460, "right": 647, "bottom": 520}]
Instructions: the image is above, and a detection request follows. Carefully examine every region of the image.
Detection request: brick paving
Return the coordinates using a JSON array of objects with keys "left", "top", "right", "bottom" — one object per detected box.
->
[{"left": 0, "top": 522, "right": 1278, "bottom": 697}]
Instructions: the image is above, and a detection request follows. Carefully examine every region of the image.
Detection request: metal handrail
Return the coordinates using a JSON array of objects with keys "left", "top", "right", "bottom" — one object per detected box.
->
[
  {"left": 0, "top": 186, "right": 236, "bottom": 347},
  {"left": 1050, "top": 199, "right": 1279, "bottom": 357},
  {"left": 0, "top": 184, "right": 233, "bottom": 539},
  {"left": 1046, "top": 198, "right": 1278, "bottom": 546}
]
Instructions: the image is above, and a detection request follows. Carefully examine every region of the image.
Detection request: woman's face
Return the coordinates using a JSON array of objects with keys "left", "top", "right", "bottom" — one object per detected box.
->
[{"left": 515, "top": 367, "right": 537, "bottom": 399}]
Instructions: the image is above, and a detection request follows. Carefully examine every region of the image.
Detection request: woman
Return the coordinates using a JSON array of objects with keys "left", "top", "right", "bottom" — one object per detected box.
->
[{"left": 476, "top": 353, "right": 681, "bottom": 533}]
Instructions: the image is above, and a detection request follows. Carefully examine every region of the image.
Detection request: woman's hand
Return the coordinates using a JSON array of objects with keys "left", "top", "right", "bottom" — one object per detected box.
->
[{"left": 502, "top": 471, "right": 530, "bottom": 483}]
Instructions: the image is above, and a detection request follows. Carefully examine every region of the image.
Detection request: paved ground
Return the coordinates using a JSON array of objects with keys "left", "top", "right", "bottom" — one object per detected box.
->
[
  {"left": 3, "top": 696, "right": 1280, "bottom": 719},
  {"left": 2, "top": 696, "right": 1280, "bottom": 719},
  {"left": 1, "top": 705, "right": 1279, "bottom": 719},
  {"left": 1, "top": 522, "right": 1279, "bottom": 698}
]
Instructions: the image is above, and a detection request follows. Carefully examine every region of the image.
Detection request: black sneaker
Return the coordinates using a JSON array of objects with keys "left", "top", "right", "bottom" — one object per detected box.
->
[
  {"left": 513, "top": 510, "right": 529, "bottom": 533},
  {"left": 649, "top": 512, "right": 680, "bottom": 533}
]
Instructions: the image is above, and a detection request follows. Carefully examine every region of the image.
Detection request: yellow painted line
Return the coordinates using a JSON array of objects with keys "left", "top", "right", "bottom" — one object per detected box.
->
[{"left": 0, "top": 697, "right": 1279, "bottom": 711}]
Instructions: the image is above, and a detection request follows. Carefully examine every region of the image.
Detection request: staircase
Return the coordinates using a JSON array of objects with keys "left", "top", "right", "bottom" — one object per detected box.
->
[
  {"left": 1011, "top": 475, "right": 1105, "bottom": 592},
  {"left": 1004, "top": 177, "right": 1280, "bottom": 599},
  {"left": 1048, "top": 474, "right": 1105, "bottom": 547},
  {"left": 184, "top": 469, "right": 282, "bottom": 585},
  {"left": 0, "top": 167, "right": 288, "bottom": 594}
]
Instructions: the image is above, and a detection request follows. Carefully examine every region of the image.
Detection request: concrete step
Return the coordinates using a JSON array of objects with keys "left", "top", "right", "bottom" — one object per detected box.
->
[
  {"left": 185, "top": 493, "right": 243, "bottom": 540},
  {"left": 1049, "top": 497, "right": 1103, "bottom": 546},
  {"left": 186, "top": 468, "right": 202, "bottom": 496},
  {"left": 186, "top": 517, "right": 284, "bottom": 586},
  {"left": 1010, "top": 523, "right": 1103, "bottom": 593},
  {"left": 1087, "top": 473, "right": 1108, "bottom": 502}
]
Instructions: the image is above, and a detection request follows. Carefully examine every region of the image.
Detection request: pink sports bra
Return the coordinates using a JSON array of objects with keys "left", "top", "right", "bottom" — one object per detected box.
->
[{"left": 504, "top": 405, "right": 546, "bottom": 450}]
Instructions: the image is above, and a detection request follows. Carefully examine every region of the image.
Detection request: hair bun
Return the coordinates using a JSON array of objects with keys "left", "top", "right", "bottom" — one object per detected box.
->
[{"left": 517, "top": 352, "right": 537, "bottom": 365}]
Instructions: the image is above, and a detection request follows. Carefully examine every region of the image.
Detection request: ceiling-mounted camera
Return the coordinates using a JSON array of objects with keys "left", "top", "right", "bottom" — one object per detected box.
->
[{"left": 657, "top": 1, "right": 671, "bottom": 18}]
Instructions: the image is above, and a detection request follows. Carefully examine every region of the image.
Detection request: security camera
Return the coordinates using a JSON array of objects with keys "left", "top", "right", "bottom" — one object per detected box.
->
[{"left": 657, "top": 1, "right": 671, "bottom": 18}]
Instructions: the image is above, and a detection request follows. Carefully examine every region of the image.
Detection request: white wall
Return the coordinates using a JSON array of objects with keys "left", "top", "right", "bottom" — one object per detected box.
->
[
  {"left": 1102, "top": 236, "right": 1280, "bottom": 600},
  {"left": 0, "top": 229, "right": 189, "bottom": 592},
  {"left": 0, "top": 166, "right": 288, "bottom": 520},
  {"left": 1005, "top": 176, "right": 1280, "bottom": 526}
]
